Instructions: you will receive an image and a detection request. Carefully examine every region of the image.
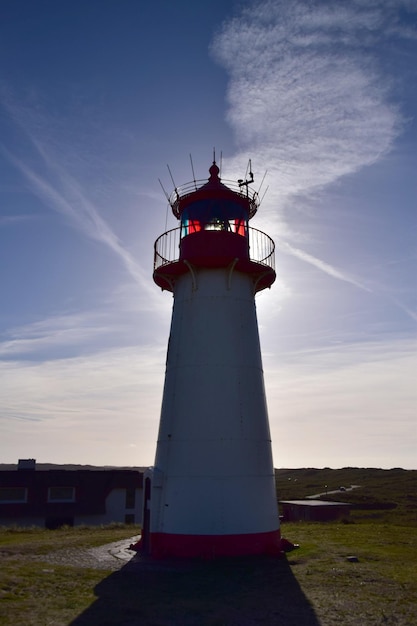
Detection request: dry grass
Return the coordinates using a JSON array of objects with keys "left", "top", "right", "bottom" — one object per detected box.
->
[
  {"left": 1, "top": 467, "right": 417, "bottom": 625},
  {"left": 1, "top": 520, "right": 416, "bottom": 625}
]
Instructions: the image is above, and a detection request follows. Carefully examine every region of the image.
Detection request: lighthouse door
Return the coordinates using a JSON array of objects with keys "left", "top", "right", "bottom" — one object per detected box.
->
[{"left": 141, "top": 477, "right": 151, "bottom": 554}]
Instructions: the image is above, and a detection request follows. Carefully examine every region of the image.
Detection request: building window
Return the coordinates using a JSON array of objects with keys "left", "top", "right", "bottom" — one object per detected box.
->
[
  {"left": 125, "top": 513, "right": 135, "bottom": 524},
  {"left": 0, "top": 487, "right": 27, "bottom": 503},
  {"left": 48, "top": 487, "right": 75, "bottom": 502},
  {"left": 125, "top": 488, "right": 136, "bottom": 510}
]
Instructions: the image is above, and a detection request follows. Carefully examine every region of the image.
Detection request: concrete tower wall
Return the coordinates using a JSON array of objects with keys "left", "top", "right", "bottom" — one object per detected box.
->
[{"left": 151, "top": 267, "right": 279, "bottom": 540}]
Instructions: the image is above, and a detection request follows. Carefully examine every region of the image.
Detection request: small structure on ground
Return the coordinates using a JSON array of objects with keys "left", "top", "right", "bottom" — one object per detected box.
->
[{"left": 280, "top": 499, "right": 351, "bottom": 522}]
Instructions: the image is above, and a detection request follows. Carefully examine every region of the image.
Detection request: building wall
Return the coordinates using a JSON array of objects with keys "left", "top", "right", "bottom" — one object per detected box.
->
[
  {"left": 0, "top": 470, "right": 144, "bottom": 528},
  {"left": 280, "top": 502, "right": 350, "bottom": 522},
  {"left": 0, "top": 516, "right": 45, "bottom": 528},
  {"left": 105, "top": 488, "right": 143, "bottom": 525},
  {"left": 0, "top": 488, "right": 143, "bottom": 528}
]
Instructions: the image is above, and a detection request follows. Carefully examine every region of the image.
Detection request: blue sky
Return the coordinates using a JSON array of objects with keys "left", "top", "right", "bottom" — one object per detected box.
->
[{"left": 0, "top": 0, "right": 416, "bottom": 469}]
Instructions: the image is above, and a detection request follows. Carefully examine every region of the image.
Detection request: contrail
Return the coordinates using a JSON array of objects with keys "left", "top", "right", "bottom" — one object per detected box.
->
[
  {"left": 1, "top": 143, "right": 151, "bottom": 294},
  {"left": 276, "top": 239, "right": 371, "bottom": 292}
]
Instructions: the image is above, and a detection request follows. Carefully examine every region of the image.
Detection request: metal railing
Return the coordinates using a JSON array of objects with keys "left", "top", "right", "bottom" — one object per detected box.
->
[
  {"left": 169, "top": 178, "right": 260, "bottom": 219},
  {"left": 248, "top": 226, "right": 275, "bottom": 271},
  {"left": 154, "top": 227, "right": 275, "bottom": 272},
  {"left": 154, "top": 228, "right": 181, "bottom": 270}
]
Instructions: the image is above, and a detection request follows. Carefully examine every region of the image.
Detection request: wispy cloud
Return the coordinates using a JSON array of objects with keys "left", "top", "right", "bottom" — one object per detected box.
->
[
  {"left": 265, "top": 336, "right": 417, "bottom": 468},
  {"left": 0, "top": 299, "right": 169, "bottom": 360},
  {"left": 2, "top": 143, "right": 152, "bottom": 294},
  {"left": 212, "top": 0, "right": 415, "bottom": 297},
  {"left": 0, "top": 311, "right": 110, "bottom": 359},
  {"left": 0, "top": 93, "right": 155, "bottom": 297},
  {"left": 2, "top": 331, "right": 415, "bottom": 468},
  {"left": 213, "top": 0, "right": 407, "bottom": 198},
  {"left": 0, "top": 214, "right": 34, "bottom": 227},
  {"left": 276, "top": 240, "right": 371, "bottom": 292},
  {"left": 0, "top": 345, "right": 165, "bottom": 465},
  {"left": 389, "top": 298, "right": 417, "bottom": 324}
]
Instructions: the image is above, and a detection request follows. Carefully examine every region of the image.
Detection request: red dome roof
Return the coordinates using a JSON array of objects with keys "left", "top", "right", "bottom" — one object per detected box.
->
[{"left": 169, "top": 162, "right": 259, "bottom": 220}]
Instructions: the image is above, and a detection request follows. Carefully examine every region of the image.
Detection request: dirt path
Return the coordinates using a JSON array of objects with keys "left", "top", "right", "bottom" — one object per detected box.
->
[{"left": 35, "top": 535, "right": 140, "bottom": 571}]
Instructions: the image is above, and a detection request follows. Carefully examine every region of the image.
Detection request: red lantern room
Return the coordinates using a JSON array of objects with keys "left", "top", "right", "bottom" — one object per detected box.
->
[{"left": 153, "top": 162, "right": 276, "bottom": 293}]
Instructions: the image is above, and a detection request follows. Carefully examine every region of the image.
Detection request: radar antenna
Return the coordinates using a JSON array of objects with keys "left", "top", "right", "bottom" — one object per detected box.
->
[{"left": 238, "top": 159, "right": 254, "bottom": 196}]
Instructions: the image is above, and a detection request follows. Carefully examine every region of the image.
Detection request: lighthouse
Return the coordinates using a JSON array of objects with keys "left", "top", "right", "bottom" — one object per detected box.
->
[{"left": 142, "top": 161, "right": 281, "bottom": 559}]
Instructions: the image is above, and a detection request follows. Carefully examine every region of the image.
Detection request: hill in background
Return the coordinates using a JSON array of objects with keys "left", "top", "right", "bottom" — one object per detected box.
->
[
  {"left": 275, "top": 467, "right": 417, "bottom": 524},
  {"left": 0, "top": 463, "right": 148, "bottom": 472}
]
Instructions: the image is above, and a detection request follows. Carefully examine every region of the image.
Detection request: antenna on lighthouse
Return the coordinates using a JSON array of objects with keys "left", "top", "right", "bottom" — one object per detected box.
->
[
  {"left": 257, "top": 170, "right": 267, "bottom": 194},
  {"left": 248, "top": 159, "right": 254, "bottom": 183},
  {"left": 167, "top": 164, "right": 180, "bottom": 204},
  {"left": 244, "top": 159, "right": 250, "bottom": 181},
  {"left": 260, "top": 184, "right": 269, "bottom": 205},
  {"left": 158, "top": 178, "right": 170, "bottom": 202},
  {"left": 256, "top": 170, "right": 269, "bottom": 205},
  {"left": 189, "top": 154, "right": 197, "bottom": 190},
  {"left": 166, "top": 164, "right": 177, "bottom": 189},
  {"left": 158, "top": 179, "right": 171, "bottom": 231},
  {"left": 238, "top": 159, "right": 255, "bottom": 196}
]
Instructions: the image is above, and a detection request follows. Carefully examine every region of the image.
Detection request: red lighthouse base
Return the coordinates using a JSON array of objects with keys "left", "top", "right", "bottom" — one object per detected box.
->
[{"left": 132, "top": 529, "right": 288, "bottom": 560}]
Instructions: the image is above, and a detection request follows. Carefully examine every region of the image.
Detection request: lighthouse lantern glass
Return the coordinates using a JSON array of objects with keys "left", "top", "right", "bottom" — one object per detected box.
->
[{"left": 180, "top": 200, "right": 249, "bottom": 238}]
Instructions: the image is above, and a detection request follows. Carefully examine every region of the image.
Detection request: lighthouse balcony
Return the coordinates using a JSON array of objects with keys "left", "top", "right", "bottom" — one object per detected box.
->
[{"left": 153, "top": 226, "right": 276, "bottom": 293}]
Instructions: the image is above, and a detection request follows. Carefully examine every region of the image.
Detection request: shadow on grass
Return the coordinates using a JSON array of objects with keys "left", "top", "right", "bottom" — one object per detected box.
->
[{"left": 70, "top": 554, "right": 319, "bottom": 625}]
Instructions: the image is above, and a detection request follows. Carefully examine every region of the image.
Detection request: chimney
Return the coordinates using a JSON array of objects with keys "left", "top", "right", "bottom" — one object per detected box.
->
[{"left": 18, "top": 459, "right": 36, "bottom": 471}]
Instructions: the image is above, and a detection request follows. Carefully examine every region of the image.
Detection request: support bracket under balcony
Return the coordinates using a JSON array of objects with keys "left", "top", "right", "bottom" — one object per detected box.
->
[
  {"left": 253, "top": 270, "right": 273, "bottom": 294},
  {"left": 183, "top": 260, "right": 198, "bottom": 291},
  {"left": 157, "top": 274, "right": 175, "bottom": 292}
]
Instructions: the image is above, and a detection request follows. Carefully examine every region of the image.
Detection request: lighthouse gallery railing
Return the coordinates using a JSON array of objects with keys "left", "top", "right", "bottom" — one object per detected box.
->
[
  {"left": 154, "top": 226, "right": 275, "bottom": 272},
  {"left": 169, "top": 178, "right": 259, "bottom": 219}
]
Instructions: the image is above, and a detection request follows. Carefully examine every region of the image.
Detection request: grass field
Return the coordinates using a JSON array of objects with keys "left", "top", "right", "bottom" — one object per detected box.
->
[
  {"left": 1, "top": 468, "right": 416, "bottom": 625},
  {"left": 275, "top": 467, "right": 417, "bottom": 524}
]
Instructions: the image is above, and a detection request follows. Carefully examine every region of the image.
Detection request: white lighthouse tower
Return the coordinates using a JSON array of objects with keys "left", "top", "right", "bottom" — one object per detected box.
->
[{"left": 142, "top": 161, "right": 281, "bottom": 559}]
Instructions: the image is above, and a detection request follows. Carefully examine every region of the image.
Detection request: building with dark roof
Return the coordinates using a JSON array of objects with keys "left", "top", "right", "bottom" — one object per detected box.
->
[
  {"left": 0, "top": 460, "right": 144, "bottom": 528},
  {"left": 280, "top": 500, "right": 351, "bottom": 522}
]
